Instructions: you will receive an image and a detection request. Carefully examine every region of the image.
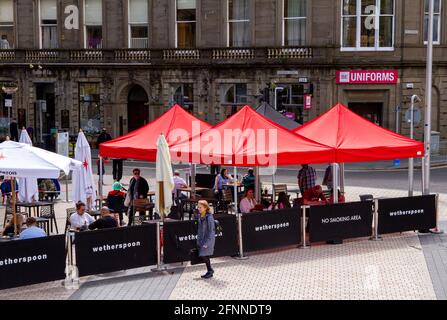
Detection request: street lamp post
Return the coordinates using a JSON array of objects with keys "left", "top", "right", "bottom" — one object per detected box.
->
[
  {"left": 424, "top": 0, "right": 434, "bottom": 195},
  {"left": 274, "top": 87, "right": 284, "bottom": 110},
  {"left": 408, "top": 95, "right": 421, "bottom": 197}
]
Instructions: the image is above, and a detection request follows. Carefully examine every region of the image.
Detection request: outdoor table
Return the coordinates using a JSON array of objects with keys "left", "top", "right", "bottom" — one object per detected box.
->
[
  {"left": 223, "top": 182, "right": 243, "bottom": 193},
  {"left": 177, "top": 187, "right": 209, "bottom": 199}
]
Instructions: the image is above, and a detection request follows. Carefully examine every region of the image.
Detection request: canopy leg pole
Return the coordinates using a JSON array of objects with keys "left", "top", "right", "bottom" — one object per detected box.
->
[
  {"left": 191, "top": 164, "right": 196, "bottom": 199},
  {"left": 421, "top": 157, "right": 426, "bottom": 194},
  {"left": 11, "top": 177, "right": 17, "bottom": 235},
  {"left": 255, "top": 167, "right": 261, "bottom": 203},
  {"left": 99, "top": 156, "right": 103, "bottom": 208},
  {"left": 234, "top": 213, "right": 248, "bottom": 260},
  {"left": 340, "top": 163, "right": 345, "bottom": 194},
  {"left": 332, "top": 163, "right": 339, "bottom": 204},
  {"left": 233, "top": 167, "right": 238, "bottom": 214},
  {"left": 408, "top": 158, "right": 414, "bottom": 197},
  {"left": 300, "top": 206, "right": 310, "bottom": 249}
]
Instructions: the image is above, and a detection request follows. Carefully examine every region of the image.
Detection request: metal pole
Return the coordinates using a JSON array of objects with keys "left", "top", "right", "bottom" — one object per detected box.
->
[
  {"left": 99, "top": 156, "right": 103, "bottom": 208},
  {"left": 370, "top": 199, "right": 382, "bottom": 241},
  {"left": 64, "top": 231, "right": 73, "bottom": 289},
  {"left": 300, "top": 206, "right": 310, "bottom": 249},
  {"left": 340, "top": 163, "right": 345, "bottom": 194},
  {"left": 409, "top": 95, "right": 419, "bottom": 197},
  {"left": 254, "top": 167, "right": 261, "bottom": 202},
  {"left": 65, "top": 174, "right": 69, "bottom": 202},
  {"left": 421, "top": 157, "right": 426, "bottom": 193},
  {"left": 431, "top": 194, "right": 444, "bottom": 234},
  {"left": 332, "top": 163, "right": 339, "bottom": 204},
  {"left": 191, "top": 163, "right": 196, "bottom": 199},
  {"left": 395, "top": 105, "right": 400, "bottom": 134},
  {"left": 423, "top": 0, "right": 434, "bottom": 195},
  {"left": 235, "top": 213, "right": 248, "bottom": 260},
  {"left": 233, "top": 167, "right": 238, "bottom": 215}
]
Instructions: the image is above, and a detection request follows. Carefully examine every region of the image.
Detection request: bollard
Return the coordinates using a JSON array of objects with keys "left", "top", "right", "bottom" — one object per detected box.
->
[
  {"left": 431, "top": 194, "right": 444, "bottom": 234},
  {"left": 234, "top": 213, "right": 248, "bottom": 260},
  {"left": 370, "top": 199, "right": 383, "bottom": 241},
  {"left": 300, "top": 206, "right": 310, "bottom": 249}
]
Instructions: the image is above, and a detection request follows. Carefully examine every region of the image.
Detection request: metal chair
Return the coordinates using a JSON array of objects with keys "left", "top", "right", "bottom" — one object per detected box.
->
[
  {"left": 40, "top": 205, "right": 58, "bottom": 234},
  {"left": 65, "top": 207, "right": 76, "bottom": 233}
]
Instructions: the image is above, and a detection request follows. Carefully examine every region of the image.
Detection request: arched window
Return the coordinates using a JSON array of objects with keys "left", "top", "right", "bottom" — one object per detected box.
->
[
  {"left": 222, "top": 83, "right": 247, "bottom": 117},
  {"left": 172, "top": 84, "right": 194, "bottom": 113}
]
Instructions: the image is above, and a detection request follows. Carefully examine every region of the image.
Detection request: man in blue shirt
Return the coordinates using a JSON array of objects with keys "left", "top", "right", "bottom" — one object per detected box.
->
[{"left": 20, "top": 217, "right": 47, "bottom": 240}]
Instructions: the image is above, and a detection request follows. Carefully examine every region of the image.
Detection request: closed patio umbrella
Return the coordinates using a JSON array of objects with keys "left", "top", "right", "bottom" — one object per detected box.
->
[
  {"left": 155, "top": 134, "right": 174, "bottom": 219},
  {"left": 18, "top": 129, "right": 39, "bottom": 202}
]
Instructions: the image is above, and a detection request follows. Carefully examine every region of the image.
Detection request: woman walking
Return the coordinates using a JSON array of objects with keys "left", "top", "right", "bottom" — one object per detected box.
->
[{"left": 197, "top": 200, "right": 216, "bottom": 279}]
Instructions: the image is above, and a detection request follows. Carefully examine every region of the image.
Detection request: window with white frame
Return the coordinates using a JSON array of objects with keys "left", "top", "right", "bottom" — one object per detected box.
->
[
  {"left": 129, "top": 0, "right": 148, "bottom": 48},
  {"left": 176, "top": 0, "right": 196, "bottom": 48},
  {"left": 0, "top": 0, "right": 14, "bottom": 49},
  {"left": 172, "top": 84, "right": 194, "bottom": 112},
  {"left": 283, "top": 0, "right": 306, "bottom": 46},
  {"left": 341, "top": 0, "right": 394, "bottom": 50},
  {"left": 424, "top": 0, "right": 441, "bottom": 44},
  {"left": 84, "top": 0, "right": 103, "bottom": 49},
  {"left": 228, "top": 0, "right": 250, "bottom": 47},
  {"left": 40, "top": 0, "right": 58, "bottom": 49}
]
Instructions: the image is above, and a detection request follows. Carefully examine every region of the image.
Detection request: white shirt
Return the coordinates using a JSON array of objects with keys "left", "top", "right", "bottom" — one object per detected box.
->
[
  {"left": 172, "top": 175, "right": 187, "bottom": 195},
  {"left": 240, "top": 197, "right": 257, "bottom": 214},
  {"left": 70, "top": 212, "right": 95, "bottom": 230}
]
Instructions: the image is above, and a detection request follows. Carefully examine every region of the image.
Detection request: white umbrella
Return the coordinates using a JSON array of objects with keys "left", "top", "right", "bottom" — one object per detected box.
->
[
  {"left": 0, "top": 140, "right": 82, "bottom": 234},
  {"left": 72, "top": 131, "right": 97, "bottom": 209},
  {"left": 18, "top": 129, "right": 39, "bottom": 202},
  {"left": 155, "top": 134, "right": 174, "bottom": 219},
  {"left": 0, "top": 140, "right": 81, "bottom": 178}
]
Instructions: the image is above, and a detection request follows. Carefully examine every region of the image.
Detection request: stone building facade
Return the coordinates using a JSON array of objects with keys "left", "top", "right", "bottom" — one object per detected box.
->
[{"left": 0, "top": 0, "right": 446, "bottom": 151}]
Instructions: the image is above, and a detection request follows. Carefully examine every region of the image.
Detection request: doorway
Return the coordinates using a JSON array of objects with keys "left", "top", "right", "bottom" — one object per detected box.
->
[
  {"left": 348, "top": 103, "right": 383, "bottom": 126},
  {"left": 127, "top": 85, "right": 149, "bottom": 133},
  {"left": 35, "top": 83, "right": 56, "bottom": 151}
]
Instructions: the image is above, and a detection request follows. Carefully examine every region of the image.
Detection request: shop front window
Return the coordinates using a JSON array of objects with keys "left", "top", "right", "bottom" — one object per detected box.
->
[
  {"left": 172, "top": 84, "right": 194, "bottom": 113},
  {"left": 276, "top": 84, "right": 304, "bottom": 124},
  {"left": 222, "top": 83, "right": 247, "bottom": 117},
  {"left": 79, "top": 83, "right": 101, "bottom": 144}
]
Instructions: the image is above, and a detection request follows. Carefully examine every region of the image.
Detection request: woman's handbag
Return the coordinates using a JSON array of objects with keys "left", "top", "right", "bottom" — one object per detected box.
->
[
  {"left": 189, "top": 248, "right": 204, "bottom": 265},
  {"left": 124, "top": 190, "right": 131, "bottom": 207}
]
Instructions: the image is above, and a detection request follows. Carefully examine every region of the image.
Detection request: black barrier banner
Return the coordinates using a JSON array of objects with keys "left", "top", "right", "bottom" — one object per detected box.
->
[
  {"left": 163, "top": 214, "right": 238, "bottom": 264},
  {"left": 378, "top": 195, "right": 436, "bottom": 235},
  {"left": 75, "top": 224, "right": 157, "bottom": 277},
  {"left": 308, "top": 202, "right": 373, "bottom": 243},
  {"left": 241, "top": 208, "right": 301, "bottom": 252},
  {"left": 0, "top": 235, "right": 66, "bottom": 290}
]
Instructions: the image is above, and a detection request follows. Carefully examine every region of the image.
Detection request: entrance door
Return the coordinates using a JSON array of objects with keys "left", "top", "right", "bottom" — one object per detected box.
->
[
  {"left": 35, "top": 83, "right": 56, "bottom": 151},
  {"left": 127, "top": 85, "right": 149, "bottom": 133},
  {"left": 348, "top": 103, "right": 383, "bottom": 126}
]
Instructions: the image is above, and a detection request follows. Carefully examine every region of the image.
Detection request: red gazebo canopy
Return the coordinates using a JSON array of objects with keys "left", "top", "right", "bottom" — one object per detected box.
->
[
  {"left": 100, "top": 104, "right": 212, "bottom": 161},
  {"left": 294, "top": 103, "right": 424, "bottom": 163},
  {"left": 171, "top": 105, "right": 335, "bottom": 166}
]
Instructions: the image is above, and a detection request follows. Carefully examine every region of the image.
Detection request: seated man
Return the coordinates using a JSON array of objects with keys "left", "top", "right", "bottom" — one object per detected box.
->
[
  {"left": 240, "top": 189, "right": 258, "bottom": 213},
  {"left": 19, "top": 217, "right": 47, "bottom": 240},
  {"left": 107, "top": 182, "right": 126, "bottom": 226},
  {"left": 88, "top": 207, "right": 118, "bottom": 230},
  {"left": 70, "top": 201, "right": 95, "bottom": 231},
  {"left": 298, "top": 185, "right": 328, "bottom": 206},
  {"left": 172, "top": 170, "right": 188, "bottom": 201}
]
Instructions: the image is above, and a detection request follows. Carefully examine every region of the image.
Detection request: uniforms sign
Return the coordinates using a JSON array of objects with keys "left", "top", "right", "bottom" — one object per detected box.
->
[{"left": 336, "top": 70, "right": 399, "bottom": 84}]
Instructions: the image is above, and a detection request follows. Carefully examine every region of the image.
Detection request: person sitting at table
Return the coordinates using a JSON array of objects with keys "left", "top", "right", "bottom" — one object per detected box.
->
[
  {"left": 2, "top": 213, "right": 24, "bottom": 236},
  {"left": 172, "top": 170, "right": 188, "bottom": 201},
  {"left": 214, "top": 168, "right": 233, "bottom": 196},
  {"left": 70, "top": 201, "right": 95, "bottom": 231},
  {"left": 88, "top": 207, "right": 118, "bottom": 230},
  {"left": 128, "top": 168, "right": 150, "bottom": 226},
  {"left": 19, "top": 217, "right": 47, "bottom": 240},
  {"left": 269, "top": 192, "right": 291, "bottom": 210},
  {"left": 328, "top": 189, "right": 346, "bottom": 204},
  {"left": 107, "top": 181, "right": 127, "bottom": 226},
  {"left": 302, "top": 185, "right": 328, "bottom": 205},
  {"left": 240, "top": 188, "right": 258, "bottom": 214},
  {"left": 242, "top": 168, "right": 255, "bottom": 190}
]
